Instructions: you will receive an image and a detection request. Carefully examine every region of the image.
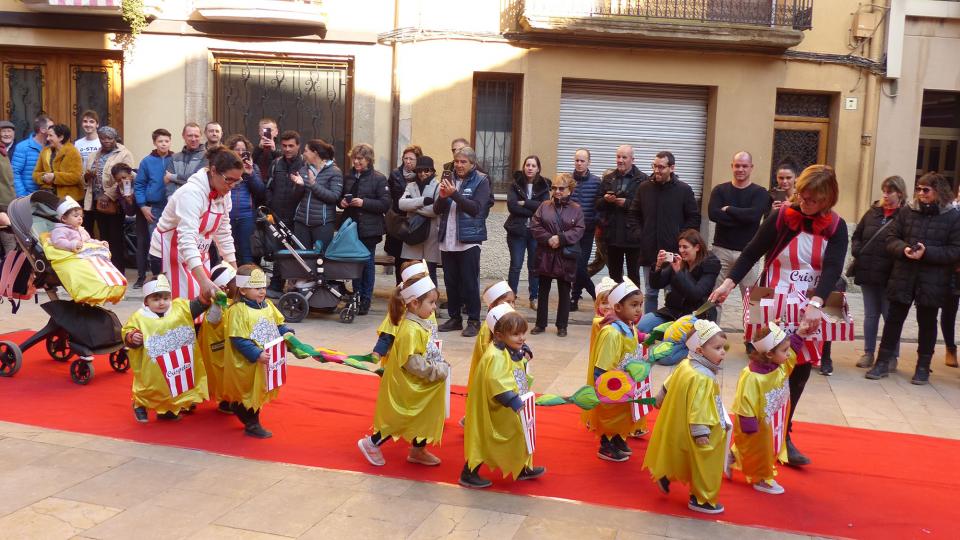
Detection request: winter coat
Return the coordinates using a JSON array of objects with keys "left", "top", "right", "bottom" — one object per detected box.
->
[
  {"left": 649, "top": 252, "right": 721, "bottom": 321},
  {"left": 340, "top": 166, "right": 391, "bottom": 240},
  {"left": 135, "top": 151, "right": 172, "bottom": 207},
  {"left": 435, "top": 167, "right": 492, "bottom": 245},
  {"left": 504, "top": 171, "right": 550, "bottom": 237},
  {"left": 82, "top": 144, "right": 135, "bottom": 211},
  {"left": 0, "top": 152, "right": 13, "bottom": 211},
  {"left": 628, "top": 173, "right": 701, "bottom": 266},
  {"left": 385, "top": 166, "right": 413, "bottom": 257},
  {"left": 529, "top": 198, "right": 585, "bottom": 282},
  {"left": 265, "top": 155, "right": 305, "bottom": 225},
  {"left": 398, "top": 175, "right": 441, "bottom": 263},
  {"left": 596, "top": 165, "right": 647, "bottom": 247},
  {"left": 230, "top": 166, "right": 267, "bottom": 221},
  {"left": 884, "top": 200, "right": 960, "bottom": 307},
  {"left": 572, "top": 169, "right": 601, "bottom": 228},
  {"left": 32, "top": 142, "right": 84, "bottom": 201},
  {"left": 11, "top": 137, "right": 43, "bottom": 197},
  {"left": 850, "top": 202, "right": 901, "bottom": 287},
  {"left": 294, "top": 161, "right": 342, "bottom": 227},
  {"left": 164, "top": 146, "right": 206, "bottom": 198}
]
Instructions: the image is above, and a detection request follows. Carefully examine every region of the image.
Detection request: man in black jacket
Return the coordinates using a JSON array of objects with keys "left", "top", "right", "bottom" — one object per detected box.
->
[
  {"left": 596, "top": 145, "right": 647, "bottom": 287},
  {"left": 629, "top": 150, "right": 701, "bottom": 314},
  {"left": 252, "top": 117, "right": 280, "bottom": 179},
  {"left": 265, "top": 130, "right": 304, "bottom": 293}
]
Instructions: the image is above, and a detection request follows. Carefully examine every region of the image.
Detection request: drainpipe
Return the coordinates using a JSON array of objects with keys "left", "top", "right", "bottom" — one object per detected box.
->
[
  {"left": 855, "top": 0, "right": 888, "bottom": 217},
  {"left": 389, "top": 0, "right": 401, "bottom": 169}
]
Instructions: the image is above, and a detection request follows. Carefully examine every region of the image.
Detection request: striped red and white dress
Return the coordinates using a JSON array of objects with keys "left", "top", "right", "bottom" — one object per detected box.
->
[
  {"left": 157, "top": 198, "right": 223, "bottom": 300},
  {"left": 764, "top": 231, "right": 826, "bottom": 366}
]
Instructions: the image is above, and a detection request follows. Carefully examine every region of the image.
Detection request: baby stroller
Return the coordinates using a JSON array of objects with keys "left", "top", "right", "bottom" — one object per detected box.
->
[
  {"left": 0, "top": 191, "right": 128, "bottom": 385},
  {"left": 259, "top": 207, "right": 369, "bottom": 323}
]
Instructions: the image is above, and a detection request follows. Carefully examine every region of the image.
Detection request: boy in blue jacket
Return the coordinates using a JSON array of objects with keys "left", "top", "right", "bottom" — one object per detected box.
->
[{"left": 133, "top": 128, "right": 173, "bottom": 288}]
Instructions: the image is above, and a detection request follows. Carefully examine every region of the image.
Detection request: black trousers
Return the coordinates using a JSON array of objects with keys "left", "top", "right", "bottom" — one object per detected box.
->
[
  {"left": 536, "top": 276, "right": 571, "bottom": 330},
  {"left": 787, "top": 362, "right": 811, "bottom": 434},
  {"left": 941, "top": 294, "right": 959, "bottom": 350},
  {"left": 606, "top": 245, "right": 641, "bottom": 285},
  {"left": 881, "top": 300, "right": 939, "bottom": 357},
  {"left": 441, "top": 246, "right": 481, "bottom": 321},
  {"left": 83, "top": 209, "right": 125, "bottom": 273}
]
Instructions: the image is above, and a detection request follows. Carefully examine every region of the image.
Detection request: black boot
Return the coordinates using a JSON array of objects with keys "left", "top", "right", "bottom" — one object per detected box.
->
[
  {"left": 459, "top": 463, "right": 492, "bottom": 489},
  {"left": 911, "top": 354, "right": 932, "bottom": 385},
  {"left": 865, "top": 349, "right": 894, "bottom": 380},
  {"left": 244, "top": 409, "right": 272, "bottom": 439},
  {"left": 785, "top": 435, "right": 810, "bottom": 466}
]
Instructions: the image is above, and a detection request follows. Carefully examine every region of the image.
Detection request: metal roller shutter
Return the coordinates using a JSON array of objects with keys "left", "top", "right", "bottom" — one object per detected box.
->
[{"left": 556, "top": 80, "right": 709, "bottom": 199}]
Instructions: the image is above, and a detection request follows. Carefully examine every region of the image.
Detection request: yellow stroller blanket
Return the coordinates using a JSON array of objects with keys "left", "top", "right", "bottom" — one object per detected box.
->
[{"left": 42, "top": 234, "right": 127, "bottom": 305}]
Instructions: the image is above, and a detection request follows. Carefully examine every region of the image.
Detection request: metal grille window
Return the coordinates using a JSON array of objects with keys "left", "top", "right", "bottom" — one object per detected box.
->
[
  {"left": 71, "top": 65, "right": 112, "bottom": 138},
  {"left": 215, "top": 56, "right": 352, "bottom": 166},
  {"left": 774, "top": 92, "right": 831, "bottom": 118},
  {"left": 771, "top": 91, "right": 833, "bottom": 187},
  {"left": 3, "top": 64, "right": 44, "bottom": 140},
  {"left": 473, "top": 74, "right": 522, "bottom": 194}
]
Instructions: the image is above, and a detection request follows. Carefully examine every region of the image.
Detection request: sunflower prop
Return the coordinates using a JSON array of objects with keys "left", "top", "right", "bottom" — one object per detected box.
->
[
  {"left": 536, "top": 361, "right": 656, "bottom": 410},
  {"left": 535, "top": 386, "right": 656, "bottom": 410}
]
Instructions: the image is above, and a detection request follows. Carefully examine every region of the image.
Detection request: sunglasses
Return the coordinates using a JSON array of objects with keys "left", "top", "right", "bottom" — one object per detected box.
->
[
  {"left": 916, "top": 186, "right": 933, "bottom": 193},
  {"left": 551, "top": 186, "right": 568, "bottom": 191}
]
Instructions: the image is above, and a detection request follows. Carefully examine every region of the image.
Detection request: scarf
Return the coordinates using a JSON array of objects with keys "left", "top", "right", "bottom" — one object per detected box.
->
[
  {"left": 689, "top": 350, "right": 720, "bottom": 374},
  {"left": 781, "top": 204, "right": 836, "bottom": 235}
]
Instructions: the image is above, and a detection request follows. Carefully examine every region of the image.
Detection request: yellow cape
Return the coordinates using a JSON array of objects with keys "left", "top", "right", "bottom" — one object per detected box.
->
[
  {"left": 197, "top": 301, "right": 232, "bottom": 402},
  {"left": 122, "top": 299, "right": 208, "bottom": 414},
  {"left": 373, "top": 317, "right": 446, "bottom": 445},
  {"left": 467, "top": 322, "right": 493, "bottom": 389},
  {"left": 731, "top": 353, "right": 797, "bottom": 483},
  {"left": 376, "top": 312, "right": 437, "bottom": 366},
  {"left": 642, "top": 359, "right": 727, "bottom": 506},
  {"left": 221, "top": 299, "right": 285, "bottom": 411},
  {"left": 582, "top": 322, "right": 644, "bottom": 437}
]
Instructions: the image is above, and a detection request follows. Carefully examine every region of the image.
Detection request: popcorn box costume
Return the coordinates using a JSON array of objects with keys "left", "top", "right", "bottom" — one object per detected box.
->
[{"left": 196, "top": 264, "right": 236, "bottom": 402}]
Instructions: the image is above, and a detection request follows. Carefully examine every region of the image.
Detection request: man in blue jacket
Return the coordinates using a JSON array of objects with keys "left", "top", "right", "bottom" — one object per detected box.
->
[
  {"left": 569, "top": 148, "right": 601, "bottom": 311},
  {"left": 11, "top": 114, "right": 52, "bottom": 196},
  {"left": 133, "top": 128, "right": 173, "bottom": 288},
  {"left": 434, "top": 146, "right": 492, "bottom": 338}
]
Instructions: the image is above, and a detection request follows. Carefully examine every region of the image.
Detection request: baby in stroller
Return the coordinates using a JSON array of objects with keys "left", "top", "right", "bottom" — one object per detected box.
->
[{"left": 49, "top": 196, "right": 108, "bottom": 252}]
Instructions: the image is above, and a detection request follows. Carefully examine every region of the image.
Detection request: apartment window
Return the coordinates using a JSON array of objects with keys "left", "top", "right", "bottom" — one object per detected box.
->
[
  {"left": 472, "top": 73, "right": 522, "bottom": 194},
  {"left": 917, "top": 90, "right": 960, "bottom": 188},
  {"left": 770, "top": 92, "right": 832, "bottom": 187}
]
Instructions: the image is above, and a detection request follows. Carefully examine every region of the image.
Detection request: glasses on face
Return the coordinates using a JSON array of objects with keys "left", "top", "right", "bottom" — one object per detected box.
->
[
  {"left": 551, "top": 186, "right": 567, "bottom": 192},
  {"left": 916, "top": 186, "right": 933, "bottom": 194},
  {"left": 652, "top": 164, "right": 669, "bottom": 171},
  {"left": 221, "top": 173, "right": 242, "bottom": 185}
]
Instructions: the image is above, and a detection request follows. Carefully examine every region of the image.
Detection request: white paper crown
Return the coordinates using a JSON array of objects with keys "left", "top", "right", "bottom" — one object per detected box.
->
[
  {"left": 142, "top": 274, "right": 171, "bottom": 298},
  {"left": 596, "top": 276, "right": 617, "bottom": 296},
  {"left": 685, "top": 319, "right": 723, "bottom": 350},
  {"left": 57, "top": 196, "right": 81, "bottom": 218},
  {"left": 400, "top": 275, "right": 435, "bottom": 302},
  {"left": 235, "top": 268, "right": 267, "bottom": 288},
  {"left": 753, "top": 322, "right": 788, "bottom": 354},
  {"left": 211, "top": 262, "right": 237, "bottom": 287},
  {"left": 608, "top": 279, "right": 639, "bottom": 305},
  {"left": 482, "top": 280, "right": 513, "bottom": 306},
  {"left": 486, "top": 303, "right": 515, "bottom": 332},
  {"left": 400, "top": 261, "right": 428, "bottom": 281}
]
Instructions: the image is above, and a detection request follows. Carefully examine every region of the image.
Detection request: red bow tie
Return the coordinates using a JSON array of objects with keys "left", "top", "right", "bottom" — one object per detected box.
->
[
  {"left": 208, "top": 189, "right": 219, "bottom": 201},
  {"left": 782, "top": 205, "right": 834, "bottom": 235}
]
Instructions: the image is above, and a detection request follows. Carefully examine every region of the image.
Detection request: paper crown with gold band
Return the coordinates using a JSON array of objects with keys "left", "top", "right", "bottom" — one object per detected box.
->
[
  {"left": 56, "top": 196, "right": 81, "bottom": 218},
  {"left": 608, "top": 278, "right": 639, "bottom": 305},
  {"left": 211, "top": 263, "right": 237, "bottom": 288},
  {"left": 485, "top": 303, "right": 515, "bottom": 332},
  {"left": 752, "top": 322, "right": 789, "bottom": 354},
  {"left": 482, "top": 280, "right": 513, "bottom": 307},
  {"left": 685, "top": 319, "right": 724, "bottom": 351},
  {"left": 400, "top": 275, "right": 435, "bottom": 302},
  {"left": 235, "top": 268, "right": 267, "bottom": 288},
  {"left": 142, "top": 274, "right": 171, "bottom": 298},
  {"left": 400, "top": 260, "right": 429, "bottom": 282},
  {"left": 595, "top": 276, "right": 618, "bottom": 297}
]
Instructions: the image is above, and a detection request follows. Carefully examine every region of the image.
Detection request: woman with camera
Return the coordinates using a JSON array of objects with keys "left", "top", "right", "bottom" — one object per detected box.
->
[
  {"left": 505, "top": 155, "right": 550, "bottom": 309},
  {"left": 224, "top": 134, "right": 267, "bottom": 265},
  {"left": 339, "top": 143, "right": 390, "bottom": 315},
  {"left": 769, "top": 158, "right": 799, "bottom": 214},
  {"left": 529, "top": 173, "right": 584, "bottom": 337},
  {"left": 865, "top": 172, "right": 960, "bottom": 384},
  {"left": 293, "top": 138, "right": 342, "bottom": 255},
  {"left": 398, "top": 155, "right": 441, "bottom": 284},
  {"left": 81, "top": 126, "right": 134, "bottom": 274},
  {"left": 637, "top": 229, "right": 720, "bottom": 364},
  {"left": 385, "top": 146, "right": 422, "bottom": 284}
]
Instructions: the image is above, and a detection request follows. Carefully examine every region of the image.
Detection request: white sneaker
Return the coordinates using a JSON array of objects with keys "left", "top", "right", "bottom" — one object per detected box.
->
[
  {"left": 357, "top": 436, "right": 385, "bottom": 466},
  {"left": 753, "top": 479, "right": 785, "bottom": 495}
]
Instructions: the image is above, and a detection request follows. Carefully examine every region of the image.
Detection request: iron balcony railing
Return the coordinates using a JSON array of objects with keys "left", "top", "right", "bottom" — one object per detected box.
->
[{"left": 525, "top": 0, "right": 814, "bottom": 30}]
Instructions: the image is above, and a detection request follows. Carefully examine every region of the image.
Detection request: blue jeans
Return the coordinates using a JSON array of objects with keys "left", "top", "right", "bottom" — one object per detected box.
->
[
  {"left": 861, "top": 284, "right": 900, "bottom": 357},
  {"left": 136, "top": 204, "right": 163, "bottom": 278},
  {"left": 638, "top": 312, "right": 687, "bottom": 366},
  {"left": 572, "top": 225, "right": 596, "bottom": 301},
  {"left": 352, "top": 237, "right": 379, "bottom": 303},
  {"left": 507, "top": 232, "right": 538, "bottom": 300},
  {"left": 641, "top": 265, "right": 662, "bottom": 315},
  {"left": 231, "top": 215, "right": 256, "bottom": 265}
]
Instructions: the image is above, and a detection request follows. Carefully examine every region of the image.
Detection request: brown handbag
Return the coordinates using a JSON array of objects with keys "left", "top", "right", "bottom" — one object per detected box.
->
[{"left": 96, "top": 194, "right": 119, "bottom": 215}]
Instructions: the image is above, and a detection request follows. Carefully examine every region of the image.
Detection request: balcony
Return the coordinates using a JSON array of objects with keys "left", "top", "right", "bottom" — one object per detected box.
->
[
  {"left": 190, "top": 0, "right": 326, "bottom": 37},
  {"left": 513, "top": 0, "right": 813, "bottom": 52}
]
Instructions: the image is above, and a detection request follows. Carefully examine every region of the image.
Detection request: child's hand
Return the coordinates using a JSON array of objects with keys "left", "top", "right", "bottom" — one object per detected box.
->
[
  {"left": 73, "top": 241, "right": 83, "bottom": 252},
  {"left": 127, "top": 330, "right": 143, "bottom": 347},
  {"left": 370, "top": 351, "right": 381, "bottom": 361},
  {"left": 694, "top": 436, "right": 709, "bottom": 446},
  {"left": 101, "top": 240, "right": 109, "bottom": 249},
  {"left": 257, "top": 350, "right": 270, "bottom": 364}
]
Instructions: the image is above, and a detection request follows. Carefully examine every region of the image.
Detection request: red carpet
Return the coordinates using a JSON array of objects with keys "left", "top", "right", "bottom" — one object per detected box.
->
[{"left": 0, "top": 330, "right": 956, "bottom": 538}]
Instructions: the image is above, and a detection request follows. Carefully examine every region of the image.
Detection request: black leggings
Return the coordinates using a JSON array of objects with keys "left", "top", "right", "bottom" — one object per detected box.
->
[
  {"left": 787, "top": 363, "right": 811, "bottom": 434},
  {"left": 371, "top": 431, "right": 426, "bottom": 447},
  {"left": 536, "top": 276, "right": 571, "bottom": 330},
  {"left": 606, "top": 245, "right": 641, "bottom": 286},
  {"left": 881, "top": 301, "right": 940, "bottom": 357},
  {"left": 941, "top": 294, "right": 959, "bottom": 350}
]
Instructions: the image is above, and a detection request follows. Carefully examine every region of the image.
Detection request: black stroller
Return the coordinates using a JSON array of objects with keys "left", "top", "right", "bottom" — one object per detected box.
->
[
  {"left": 0, "top": 191, "right": 128, "bottom": 384},
  {"left": 258, "top": 206, "right": 368, "bottom": 323}
]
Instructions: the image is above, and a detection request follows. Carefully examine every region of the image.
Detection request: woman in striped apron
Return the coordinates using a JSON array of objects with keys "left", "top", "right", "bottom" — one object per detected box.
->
[
  {"left": 149, "top": 146, "right": 241, "bottom": 302},
  {"left": 710, "top": 165, "right": 848, "bottom": 468}
]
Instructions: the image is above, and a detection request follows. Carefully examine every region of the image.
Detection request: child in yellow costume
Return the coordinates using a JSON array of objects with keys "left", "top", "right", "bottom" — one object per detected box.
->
[
  {"left": 196, "top": 263, "right": 237, "bottom": 414},
  {"left": 461, "top": 310, "right": 546, "bottom": 488},
  {"left": 643, "top": 319, "right": 731, "bottom": 515},
  {"left": 122, "top": 275, "right": 210, "bottom": 423},
  {"left": 221, "top": 265, "right": 295, "bottom": 439},
  {"left": 358, "top": 273, "right": 450, "bottom": 467},
  {"left": 371, "top": 261, "right": 437, "bottom": 365},
  {"left": 731, "top": 322, "right": 802, "bottom": 495},
  {"left": 583, "top": 279, "right": 645, "bottom": 462}
]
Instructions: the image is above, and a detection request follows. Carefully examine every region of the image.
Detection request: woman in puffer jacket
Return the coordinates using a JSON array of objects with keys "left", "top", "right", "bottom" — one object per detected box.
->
[
  {"left": 529, "top": 173, "right": 585, "bottom": 337},
  {"left": 504, "top": 155, "right": 550, "bottom": 309},
  {"left": 294, "top": 138, "right": 342, "bottom": 254},
  {"left": 866, "top": 172, "right": 960, "bottom": 384}
]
